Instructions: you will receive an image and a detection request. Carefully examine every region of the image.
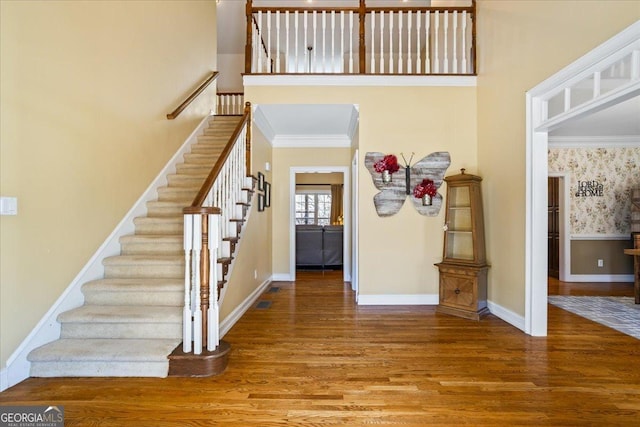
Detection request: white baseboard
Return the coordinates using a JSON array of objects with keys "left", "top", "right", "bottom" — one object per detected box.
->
[
  {"left": 487, "top": 300, "right": 526, "bottom": 332},
  {"left": 220, "top": 278, "right": 272, "bottom": 338},
  {"left": 357, "top": 294, "right": 439, "bottom": 305},
  {"left": 2, "top": 115, "right": 213, "bottom": 392},
  {"left": 272, "top": 273, "right": 293, "bottom": 281},
  {"left": 565, "top": 274, "right": 634, "bottom": 283}
]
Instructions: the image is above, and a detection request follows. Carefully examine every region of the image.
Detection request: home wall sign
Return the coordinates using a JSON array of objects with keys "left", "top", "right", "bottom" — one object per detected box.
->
[
  {"left": 575, "top": 180, "right": 604, "bottom": 197},
  {"left": 364, "top": 151, "right": 451, "bottom": 217}
]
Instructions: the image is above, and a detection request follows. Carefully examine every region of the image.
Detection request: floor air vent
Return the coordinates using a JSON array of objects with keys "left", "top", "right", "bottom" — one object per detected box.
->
[{"left": 255, "top": 301, "right": 272, "bottom": 309}]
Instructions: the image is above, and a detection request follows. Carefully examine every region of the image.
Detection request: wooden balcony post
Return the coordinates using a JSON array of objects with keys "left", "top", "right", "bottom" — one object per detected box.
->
[
  {"left": 245, "top": 0, "right": 254, "bottom": 73},
  {"left": 245, "top": 102, "right": 252, "bottom": 177},
  {"left": 359, "top": 0, "right": 366, "bottom": 73},
  {"left": 471, "top": 0, "right": 477, "bottom": 75}
]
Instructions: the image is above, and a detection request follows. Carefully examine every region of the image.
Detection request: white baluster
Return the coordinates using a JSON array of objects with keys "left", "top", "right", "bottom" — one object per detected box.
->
[
  {"left": 416, "top": 11, "right": 422, "bottom": 74},
  {"left": 452, "top": 11, "right": 458, "bottom": 74},
  {"left": 425, "top": 11, "right": 430, "bottom": 73},
  {"left": 443, "top": 11, "right": 449, "bottom": 74},
  {"left": 371, "top": 11, "right": 376, "bottom": 73},
  {"left": 331, "top": 11, "right": 335, "bottom": 73},
  {"left": 257, "top": 11, "right": 263, "bottom": 72},
  {"left": 276, "top": 11, "right": 280, "bottom": 73},
  {"left": 407, "top": 11, "right": 412, "bottom": 74},
  {"left": 285, "top": 11, "right": 290, "bottom": 73},
  {"left": 313, "top": 11, "right": 317, "bottom": 72},
  {"left": 434, "top": 11, "right": 439, "bottom": 73},
  {"left": 398, "top": 11, "right": 403, "bottom": 74},
  {"left": 322, "top": 11, "right": 326, "bottom": 73},
  {"left": 183, "top": 215, "right": 193, "bottom": 353},
  {"left": 389, "top": 11, "right": 394, "bottom": 73},
  {"left": 349, "top": 11, "right": 354, "bottom": 73},
  {"left": 340, "top": 11, "right": 345, "bottom": 73},
  {"left": 192, "top": 214, "right": 202, "bottom": 355},
  {"left": 267, "top": 11, "right": 271, "bottom": 72},
  {"left": 208, "top": 214, "right": 219, "bottom": 351},
  {"left": 303, "top": 11, "right": 308, "bottom": 73},
  {"left": 461, "top": 11, "right": 467, "bottom": 73},
  {"left": 380, "top": 11, "right": 384, "bottom": 73},
  {"left": 295, "top": 11, "right": 300, "bottom": 72}
]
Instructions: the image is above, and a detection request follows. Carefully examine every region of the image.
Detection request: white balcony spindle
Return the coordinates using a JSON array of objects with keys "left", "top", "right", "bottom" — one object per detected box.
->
[
  {"left": 182, "top": 215, "right": 193, "bottom": 353},
  {"left": 434, "top": 11, "right": 440, "bottom": 73},
  {"left": 425, "top": 11, "right": 431, "bottom": 73},
  {"left": 295, "top": 11, "right": 300, "bottom": 72},
  {"left": 285, "top": 11, "right": 290, "bottom": 72},
  {"left": 407, "top": 11, "right": 412, "bottom": 74},
  {"left": 322, "top": 11, "right": 327, "bottom": 73},
  {"left": 380, "top": 11, "right": 384, "bottom": 73},
  {"left": 257, "top": 11, "right": 263, "bottom": 72},
  {"left": 313, "top": 11, "right": 317, "bottom": 72},
  {"left": 389, "top": 11, "right": 394, "bottom": 73},
  {"left": 416, "top": 11, "right": 422, "bottom": 74},
  {"left": 331, "top": 11, "right": 336, "bottom": 73},
  {"left": 398, "top": 11, "right": 403, "bottom": 74},
  {"left": 340, "top": 11, "right": 345, "bottom": 73},
  {"left": 371, "top": 11, "right": 376, "bottom": 73},
  {"left": 443, "top": 11, "right": 448, "bottom": 73},
  {"left": 276, "top": 11, "right": 280, "bottom": 73},
  {"left": 462, "top": 11, "right": 467, "bottom": 73},
  {"left": 267, "top": 11, "right": 271, "bottom": 72},
  {"left": 349, "top": 11, "right": 354, "bottom": 73},
  {"left": 452, "top": 11, "right": 458, "bottom": 73}
]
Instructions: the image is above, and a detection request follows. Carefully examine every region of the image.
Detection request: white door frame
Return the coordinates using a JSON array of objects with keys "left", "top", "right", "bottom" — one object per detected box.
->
[
  {"left": 351, "top": 150, "right": 360, "bottom": 299},
  {"left": 525, "top": 22, "right": 640, "bottom": 336},
  {"left": 289, "top": 166, "right": 351, "bottom": 282}
]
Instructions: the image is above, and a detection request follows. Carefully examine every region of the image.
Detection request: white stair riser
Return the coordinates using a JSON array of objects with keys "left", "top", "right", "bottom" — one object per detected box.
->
[
  {"left": 30, "top": 361, "right": 170, "bottom": 378},
  {"left": 60, "top": 322, "right": 181, "bottom": 339},
  {"left": 83, "top": 290, "right": 183, "bottom": 306}
]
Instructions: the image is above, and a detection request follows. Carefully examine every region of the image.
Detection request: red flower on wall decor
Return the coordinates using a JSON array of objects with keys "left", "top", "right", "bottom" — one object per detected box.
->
[
  {"left": 373, "top": 154, "right": 401, "bottom": 174},
  {"left": 413, "top": 178, "right": 438, "bottom": 199}
]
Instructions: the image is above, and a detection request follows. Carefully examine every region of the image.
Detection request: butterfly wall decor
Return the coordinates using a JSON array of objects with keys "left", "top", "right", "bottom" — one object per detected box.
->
[{"left": 364, "top": 151, "right": 451, "bottom": 217}]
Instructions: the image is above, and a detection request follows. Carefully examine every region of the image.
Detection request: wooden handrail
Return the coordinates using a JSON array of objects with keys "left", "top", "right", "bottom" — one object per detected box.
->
[
  {"left": 189, "top": 102, "right": 251, "bottom": 208},
  {"left": 167, "top": 71, "right": 219, "bottom": 120}
]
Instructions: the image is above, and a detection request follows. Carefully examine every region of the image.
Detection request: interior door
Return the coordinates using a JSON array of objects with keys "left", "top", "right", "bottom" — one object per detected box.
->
[{"left": 548, "top": 177, "right": 560, "bottom": 278}]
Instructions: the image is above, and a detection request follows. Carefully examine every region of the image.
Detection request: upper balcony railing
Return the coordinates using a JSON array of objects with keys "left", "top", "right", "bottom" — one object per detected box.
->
[{"left": 245, "top": 0, "right": 476, "bottom": 75}]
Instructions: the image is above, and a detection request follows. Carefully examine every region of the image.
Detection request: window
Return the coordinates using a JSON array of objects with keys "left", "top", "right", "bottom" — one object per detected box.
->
[{"left": 295, "top": 193, "right": 331, "bottom": 225}]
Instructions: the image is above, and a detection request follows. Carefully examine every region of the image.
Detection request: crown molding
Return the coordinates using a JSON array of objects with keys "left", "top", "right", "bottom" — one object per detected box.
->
[
  {"left": 253, "top": 106, "right": 276, "bottom": 144},
  {"left": 548, "top": 135, "right": 640, "bottom": 148},
  {"left": 272, "top": 134, "right": 352, "bottom": 148}
]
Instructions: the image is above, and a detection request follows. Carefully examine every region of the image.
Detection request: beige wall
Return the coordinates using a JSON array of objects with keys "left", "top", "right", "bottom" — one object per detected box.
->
[
  {"left": 245, "top": 86, "right": 477, "bottom": 293},
  {"left": 0, "top": 0, "right": 217, "bottom": 367},
  {"left": 476, "top": 1, "right": 639, "bottom": 316},
  {"left": 272, "top": 147, "right": 353, "bottom": 275},
  {"left": 220, "top": 126, "right": 273, "bottom": 319}
]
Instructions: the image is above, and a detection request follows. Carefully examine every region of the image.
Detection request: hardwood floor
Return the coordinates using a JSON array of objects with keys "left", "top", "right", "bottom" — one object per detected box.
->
[
  {"left": 2, "top": 271, "right": 639, "bottom": 426},
  {"left": 548, "top": 276, "right": 635, "bottom": 297}
]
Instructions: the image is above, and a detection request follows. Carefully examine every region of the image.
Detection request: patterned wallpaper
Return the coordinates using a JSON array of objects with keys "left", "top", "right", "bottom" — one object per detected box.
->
[{"left": 548, "top": 146, "right": 640, "bottom": 236}]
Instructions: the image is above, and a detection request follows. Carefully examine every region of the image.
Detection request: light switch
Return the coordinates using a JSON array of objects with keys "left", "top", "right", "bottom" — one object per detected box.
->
[{"left": 0, "top": 197, "right": 18, "bottom": 215}]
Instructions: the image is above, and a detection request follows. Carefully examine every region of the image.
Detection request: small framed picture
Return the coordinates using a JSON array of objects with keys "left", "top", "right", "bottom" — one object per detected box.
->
[
  {"left": 258, "top": 193, "right": 265, "bottom": 212},
  {"left": 264, "top": 182, "right": 271, "bottom": 208},
  {"left": 258, "top": 172, "right": 265, "bottom": 192}
]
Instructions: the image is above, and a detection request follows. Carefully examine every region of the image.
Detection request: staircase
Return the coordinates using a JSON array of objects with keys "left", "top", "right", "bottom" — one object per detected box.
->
[{"left": 28, "top": 115, "right": 248, "bottom": 377}]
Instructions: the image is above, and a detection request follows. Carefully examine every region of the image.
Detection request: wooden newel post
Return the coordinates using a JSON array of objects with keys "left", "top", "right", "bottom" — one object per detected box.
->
[
  {"left": 245, "top": 0, "right": 254, "bottom": 73},
  {"left": 200, "top": 214, "right": 210, "bottom": 348},
  {"left": 359, "top": 0, "right": 366, "bottom": 73},
  {"left": 245, "top": 101, "right": 252, "bottom": 177}
]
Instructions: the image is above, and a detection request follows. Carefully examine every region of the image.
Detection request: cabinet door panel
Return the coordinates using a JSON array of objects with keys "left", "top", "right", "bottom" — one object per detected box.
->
[{"left": 440, "top": 274, "right": 476, "bottom": 309}]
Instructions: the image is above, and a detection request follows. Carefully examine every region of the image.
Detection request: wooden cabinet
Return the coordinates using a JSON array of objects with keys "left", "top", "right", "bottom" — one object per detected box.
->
[{"left": 435, "top": 169, "right": 489, "bottom": 320}]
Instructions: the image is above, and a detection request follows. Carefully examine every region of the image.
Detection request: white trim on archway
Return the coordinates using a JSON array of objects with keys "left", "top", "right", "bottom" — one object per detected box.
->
[{"left": 525, "top": 21, "right": 640, "bottom": 336}]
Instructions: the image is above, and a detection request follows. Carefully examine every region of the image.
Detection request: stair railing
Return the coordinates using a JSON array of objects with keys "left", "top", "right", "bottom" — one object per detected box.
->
[
  {"left": 182, "top": 102, "right": 252, "bottom": 354},
  {"left": 216, "top": 92, "right": 245, "bottom": 115},
  {"left": 245, "top": 0, "right": 476, "bottom": 75},
  {"left": 167, "top": 71, "right": 219, "bottom": 120}
]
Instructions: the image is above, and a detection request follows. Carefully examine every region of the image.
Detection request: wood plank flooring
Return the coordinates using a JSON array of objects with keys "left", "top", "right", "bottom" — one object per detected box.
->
[{"left": 1, "top": 271, "right": 639, "bottom": 426}]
